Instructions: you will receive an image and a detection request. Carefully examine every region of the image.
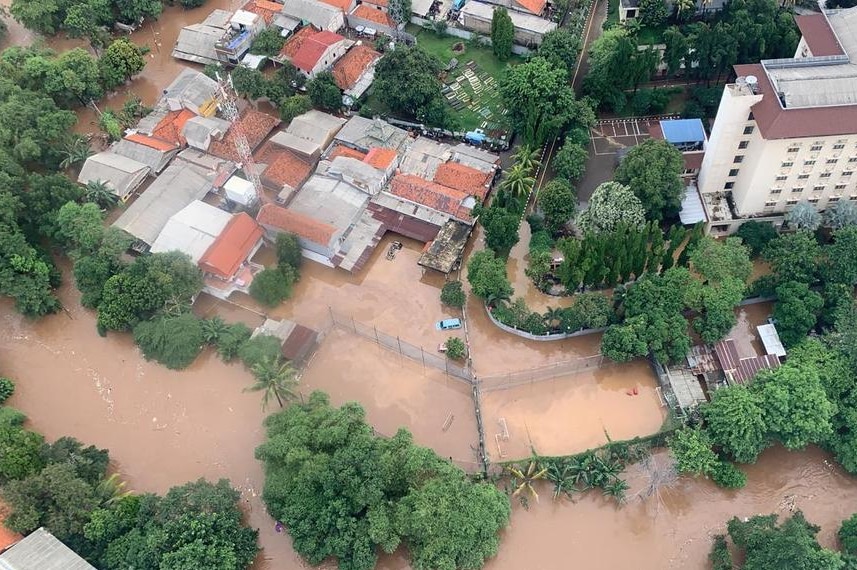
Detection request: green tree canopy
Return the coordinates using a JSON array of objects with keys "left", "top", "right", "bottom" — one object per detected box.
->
[
  {"left": 773, "top": 280, "right": 823, "bottom": 348},
  {"left": 467, "top": 249, "right": 513, "bottom": 302},
  {"left": 762, "top": 231, "right": 820, "bottom": 285},
  {"left": 249, "top": 265, "right": 295, "bottom": 308},
  {"left": 477, "top": 203, "right": 521, "bottom": 256},
  {"left": 703, "top": 385, "right": 768, "bottom": 463},
  {"left": 735, "top": 221, "right": 778, "bottom": 257},
  {"left": 577, "top": 181, "right": 645, "bottom": 234},
  {"left": 537, "top": 179, "right": 576, "bottom": 235},
  {"left": 307, "top": 71, "right": 342, "bottom": 111},
  {"left": 374, "top": 46, "right": 450, "bottom": 128},
  {"left": 689, "top": 236, "right": 752, "bottom": 284},
  {"left": 538, "top": 28, "right": 580, "bottom": 74},
  {"left": 99, "top": 38, "right": 146, "bottom": 91},
  {"left": 614, "top": 139, "right": 684, "bottom": 221},
  {"left": 491, "top": 7, "right": 514, "bottom": 61},
  {"left": 669, "top": 427, "right": 718, "bottom": 476},
  {"left": 552, "top": 140, "right": 588, "bottom": 184},
  {"left": 133, "top": 314, "right": 205, "bottom": 370}
]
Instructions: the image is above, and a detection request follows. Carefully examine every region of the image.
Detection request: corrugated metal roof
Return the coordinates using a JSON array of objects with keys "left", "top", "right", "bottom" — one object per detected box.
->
[
  {"left": 286, "top": 110, "right": 347, "bottom": 146},
  {"left": 113, "top": 138, "right": 178, "bottom": 173},
  {"left": 0, "top": 528, "right": 95, "bottom": 570},
  {"left": 679, "top": 184, "right": 707, "bottom": 225},
  {"left": 714, "top": 339, "right": 781, "bottom": 384},
  {"left": 149, "top": 200, "right": 231, "bottom": 261},
  {"left": 77, "top": 152, "right": 150, "bottom": 197},
  {"left": 757, "top": 324, "right": 786, "bottom": 358},
  {"left": 460, "top": 1, "right": 557, "bottom": 34},
  {"left": 113, "top": 161, "right": 216, "bottom": 246},
  {"left": 270, "top": 131, "right": 322, "bottom": 157},
  {"left": 280, "top": 0, "right": 343, "bottom": 30}
]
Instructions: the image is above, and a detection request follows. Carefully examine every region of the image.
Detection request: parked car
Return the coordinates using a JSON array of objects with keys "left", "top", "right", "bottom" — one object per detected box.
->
[{"left": 436, "top": 318, "right": 462, "bottom": 331}]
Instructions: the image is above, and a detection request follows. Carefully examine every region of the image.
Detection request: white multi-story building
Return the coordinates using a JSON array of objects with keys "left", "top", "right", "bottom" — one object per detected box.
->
[{"left": 697, "top": 6, "right": 857, "bottom": 234}]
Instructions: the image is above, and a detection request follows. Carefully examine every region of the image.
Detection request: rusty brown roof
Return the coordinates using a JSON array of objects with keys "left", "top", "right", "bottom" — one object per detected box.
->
[
  {"left": 332, "top": 44, "right": 381, "bottom": 91},
  {"left": 281, "top": 323, "right": 318, "bottom": 362},
  {"left": 795, "top": 13, "right": 844, "bottom": 56},
  {"left": 255, "top": 142, "right": 314, "bottom": 191},
  {"left": 352, "top": 4, "right": 394, "bottom": 26},
  {"left": 389, "top": 174, "right": 472, "bottom": 221},
  {"left": 714, "top": 338, "right": 781, "bottom": 384},
  {"left": 257, "top": 203, "right": 337, "bottom": 246},
  {"left": 736, "top": 63, "right": 857, "bottom": 140},
  {"left": 208, "top": 109, "right": 280, "bottom": 162}
]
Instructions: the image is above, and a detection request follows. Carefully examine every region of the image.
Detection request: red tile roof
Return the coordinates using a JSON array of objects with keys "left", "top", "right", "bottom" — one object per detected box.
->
[
  {"left": 332, "top": 44, "right": 381, "bottom": 91},
  {"left": 255, "top": 142, "right": 314, "bottom": 190},
  {"left": 389, "top": 174, "right": 472, "bottom": 220},
  {"left": 364, "top": 147, "right": 397, "bottom": 170},
  {"left": 280, "top": 26, "right": 317, "bottom": 59},
  {"left": 241, "top": 0, "right": 283, "bottom": 24},
  {"left": 433, "top": 162, "right": 492, "bottom": 200},
  {"left": 124, "top": 133, "right": 178, "bottom": 152},
  {"left": 363, "top": 0, "right": 388, "bottom": 6},
  {"left": 199, "top": 213, "right": 264, "bottom": 279},
  {"left": 735, "top": 63, "right": 857, "bottom": 140},
  {"left": 352, "top": 4, "right": 394, "bottom": 27},
  {"left": 795, "top": 13, "right": 844, "bottom": 57},
  {"left": 515, "top": 0, "right": 545, "bottom": 13},
  {"left": 319, "top": 0, "right": 354, "bottom": 10},
  {"left": 257, "top": 203, "right": 337, "bottom": 246},
  {"left": 291, "top": 30, "right": 346, "bottom": 73},
  {"left": 152, "top": 109, "right": 195, "bottom": 146},
  {"left": 328, "top": 144, "right": 367, "bottom": 161},
  {"left": 683, "top": 151, "right": 704, "bottom": 171},
  {"left": 209, "top": 109, "right": 280, "bottom": 162}
]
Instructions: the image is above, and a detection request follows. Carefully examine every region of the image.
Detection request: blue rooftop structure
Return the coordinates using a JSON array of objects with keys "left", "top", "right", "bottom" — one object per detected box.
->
[{"left": 660, "top": 119, "right": 706, "bottom": 145}]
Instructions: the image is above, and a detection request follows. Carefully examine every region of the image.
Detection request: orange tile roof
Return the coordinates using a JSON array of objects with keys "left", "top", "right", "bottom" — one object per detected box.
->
[
  {"left": 389, "top": 174, "right": 472, "bottom": 220},
  {"left": 328, "top": 144, "right": 367, "bottom": 161},
  {"left": 0, "top": 503, "right": 21, "bottom": 551},
  {"left": 364, "top": 0, "right": 388, "bottom": 6},
  {"left": 280, "top": 26, "right": 317, "bottom": 59},
  {"left": 152, "top": 109, "right": 196, "bottom": 146},
  {"left": 433, "top": 162, "right": 492, "bottom": 201},
  {"left": 209, "top": 109, "right": 280, "bottom": 162},
  {"left": 291, "top": 30, "right": 346, "bottom": 73},
  {"left": 352, "top": 4, "right": 395, "bottom": 27},
  {"left": 332, "top": 44, "right": 381, "bottom": 91},
  {"left": 319, "top": 0, "right": 353, "bottom": 10},
  {"left": 242, "top": 0, "right": 283, "bottom": 23},
  {"left": 199, "top": 213, "right": 264, "bottom": 279},
  {"left": 256, "top": 142, "right": 314, "bottom": 190},
  {"left": 257, "top": 203, "right": 337, "bottom": 246},
  {"left": 515, "top": 0, "right": 546, "bottom": 14},
  {"left": 124, "top": 133, "right": 178, "bottom": 152},
  {"left": 364, "top": 147, "right": 397, "bottom": 170}
]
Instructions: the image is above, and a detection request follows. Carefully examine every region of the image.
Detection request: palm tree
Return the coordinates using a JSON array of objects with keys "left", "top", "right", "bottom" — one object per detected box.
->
[
  {"left": 96, "top": 473, "right": 134, "bottom": 506},
  {"left": 485, "top": 290, "right": 511, "bottom": 308},
  {"left": 507, "top": 459, "right": 548, "bottom": 504},
  {"left": 512, "top": 145, "right": 542, "bottom": 175},
  {"left": 545, "top": 459, "right": 578, "bottom": 500},
  {"left": 500, "top": 164, "right": 535, "bottom": 204},
  {"left": 84, "top": 180, "right": 120, "bottom": 209},
  {"left": 543, "top": 307, "right": 563, "bottom": 331},
  {"left": 59, "top": 136, "right": 93, "bottom": 171},
  {"left": 201, "top": 317, "right": 227, "bottom": 344},
  {"left": 245, "top": 358, "right": 299, "bottom": 410},
  {"left": 673, "top": 0, "right": 695, "bottom": 21},
  {"left": 602, "top": 478, "right": 630, "bottom": 503}
]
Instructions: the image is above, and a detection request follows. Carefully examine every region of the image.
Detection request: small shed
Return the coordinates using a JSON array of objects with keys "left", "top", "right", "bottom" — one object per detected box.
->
[
  {"left": 252, "top": 318, "right": 320, "bottom": 365},
  {"left": 417, "top": 220, "right": 472, "bottom": 273},
  {"left": 0, "top": 527, "right": 95, "bottom": 570},
  {"left": 224, "top": 175, "right": 258, "bottom": 206},
  {"left": 757, "top": 323, "right": 787, "bottom": 358}
]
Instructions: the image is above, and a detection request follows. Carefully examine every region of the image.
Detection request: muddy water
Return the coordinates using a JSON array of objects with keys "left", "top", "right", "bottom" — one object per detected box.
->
[{"left": 729, "top": 302, "right": 774, "bottom": 359}]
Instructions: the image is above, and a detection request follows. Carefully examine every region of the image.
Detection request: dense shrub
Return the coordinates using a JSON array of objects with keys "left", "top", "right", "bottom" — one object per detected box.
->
[
  {"left": 133, "top": 314, "right": 204, "bottom": 370},
  {"left": 0, "top": 378, "right": 15, "bottom": 404},
  {"left": 215, "top": 322, "right": 253, "bottom": 362},
  {"left": 445, "top": 337, "right": 467, "bottom": 360},
  {"left": 238, "top": 334, "right": 283, "bottom": 369},
  {"left": 710, "top": 461, "right": 747, "bottom": 489},
  {"left": 440, "top": 281, "right": 466, "bottom": 309},
  {"left": 249, "top": 266, "right": 296, "bottom": 308}
]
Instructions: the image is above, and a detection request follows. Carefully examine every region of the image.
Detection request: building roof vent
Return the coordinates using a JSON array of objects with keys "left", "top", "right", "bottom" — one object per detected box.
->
[{"left": 746, "top": 75, "right": 759, "bottom": 93}]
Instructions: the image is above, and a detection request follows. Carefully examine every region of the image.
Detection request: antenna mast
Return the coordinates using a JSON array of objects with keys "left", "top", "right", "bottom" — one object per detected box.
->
[{"left": 215, "top": 73, "right": 264, "bottom": 206}]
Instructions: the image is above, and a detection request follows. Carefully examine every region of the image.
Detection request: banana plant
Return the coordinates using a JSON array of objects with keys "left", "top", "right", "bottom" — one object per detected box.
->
[{"left": 507, "top": 460, "right": 548, "bottom": 504}]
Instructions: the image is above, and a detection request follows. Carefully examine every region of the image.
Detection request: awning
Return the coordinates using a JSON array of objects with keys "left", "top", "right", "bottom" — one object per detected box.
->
[{"left": 679, "top": 184, "right": 707, "bottom": 225}]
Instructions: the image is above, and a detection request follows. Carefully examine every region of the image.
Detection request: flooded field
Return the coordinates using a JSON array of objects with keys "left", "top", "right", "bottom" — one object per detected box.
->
[{"left": 482, "top": 360, "right": 666, "bottom": 460}]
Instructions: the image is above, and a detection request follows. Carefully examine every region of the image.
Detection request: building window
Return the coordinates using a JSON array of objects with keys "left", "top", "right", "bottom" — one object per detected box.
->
[
  {"left": 787, "top": 199, "right": 799, "bottom": 205},
  {"left": 849, "top": 157, "right": 857, "bottom": 163},
  {"left": 820, "top": 172, "right": 832, "bottom": 178},
  {"left": 844, "top": 171, "right": 854, "bottom": 176},
  {"left": 775, "top": 175, "right": 787, "bottom": 181},
  {"left": 805, "top": 160, "right": 816, "bottom": 166},
  {"left": 828, "top": 158, "right": 838, "bottom": 164},
  {"left": 813, "top": 185, "right": 825, "bottom": 192},
  {"left": 851, "top": 195, "right": 857, "bottom": 201},
  {"left": 729, "top": 169, "right": 740, "bottom": 177},
  {"left": 734, "top": 155, "right": 744, "bottom": 163},
  {"left": 830, "top": 196, "right": 841, "bottom": 202},
  {"left": 811, "top": 145, "right": 823, "bottom": 152},
  {"left": 738, "top": 140, "right": 749, "bottom": 149},
  {"left": 782, "top": 161, "right": 794, "bottom": 167},
  {"left": 748, "top": 112, "right": 755, "bottom": 121},
  {"left": 743, "top": 126, "right": 755, "bottom": 135},
  {"left": 788, "top": 145, "right": 801, "bottom": 153},
  {"left": 836, "top": 184, "right": 848, "bottom": 190},
  {"left": 808, "top": 198, "right": 819, "bottom": 204},
  {"left": 770, "top": 188, "right": 782, "bottom": 195},
  {"left": 834, "top": 143, "right": 846, "bottom": 150},
  {"left": 792, "top": 187, "right": 804, "bottom": 193},
  {"left": 724, "top": 182, "right": 734, "bottom": 189},
  {"left": 798, "top": 174, "right": 810, "bottom": 180},
  {"left": 765, "top": 201, "right": 777, "bottom": 208}
]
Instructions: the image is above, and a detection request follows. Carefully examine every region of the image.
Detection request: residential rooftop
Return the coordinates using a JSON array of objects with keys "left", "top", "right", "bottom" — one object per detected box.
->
[
  {"left": 0, "top": 528, "right": 95, "bottom": 570},
  {"left": 332, "top": 44, "right": 381, "bottom": 93},
  {"left": 352, "top": 4, "right": 395, "bottom": 26},
  {"left": 208, "top": 108, "right": 280, "bottom": 162},
  {"left": 334, "top": 116, "right": 411, "bottom": 153},
  {"left": 291, "top": 30, "right": 347, "bottom": 73},
  {"left": 257, "top": 203, "right": 338, "bottom": 246},
  {"left": 417, "top": 219, "right": 472, "bottom": 273},
  {"left": 199, "top": 212, "right": 264, "bottom": 279},
  {"left": 433, "top": 162, "right": 492, "bottom": 200},
  {"left": 459, "top": 1, "right": 557, "bottom": 34}
]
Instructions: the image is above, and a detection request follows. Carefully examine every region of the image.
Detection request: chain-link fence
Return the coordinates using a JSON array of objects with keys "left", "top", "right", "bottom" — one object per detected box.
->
[
  {"left": 327, "top": 309, "right": 474, "bottom": 384},
  {"left": 479, "top": 354, "right": 607, "bottom": 392}
]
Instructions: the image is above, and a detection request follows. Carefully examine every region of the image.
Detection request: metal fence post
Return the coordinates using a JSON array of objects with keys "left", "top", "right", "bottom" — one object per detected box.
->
[
  {"left": 421, "top": 346, "right": 426, "bottom": 370},
  {"left": 351, "top": 316, "right": 357, "bottom": 334}
]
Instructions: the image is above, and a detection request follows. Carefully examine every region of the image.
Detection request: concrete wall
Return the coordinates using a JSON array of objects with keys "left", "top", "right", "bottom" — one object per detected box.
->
[
  {"left": 484, "top": 304, "right": 606, "bottom": 341},
  {"left": 699, "top": 82, "right": 857, "bottom": 224},
  {"left": 410, "top": 17, "right": 533, "bottom": 54}
]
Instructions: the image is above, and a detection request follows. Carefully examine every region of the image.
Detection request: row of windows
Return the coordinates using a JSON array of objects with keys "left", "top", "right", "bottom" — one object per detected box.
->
[
  {"left": 781, "top": 157, "right": 857, "bottom": 168},
  {"left": 769, "top": 183, "right": 851, "bottom": 195},
  {"left": 764, "top": 196, "right": 857, "bottom": 208},
  {"left": 787, "top": 142, "right": 849, "bottom": 153},
  {"left": 725, "top": 170, "right": 854, "bottom": 190}
]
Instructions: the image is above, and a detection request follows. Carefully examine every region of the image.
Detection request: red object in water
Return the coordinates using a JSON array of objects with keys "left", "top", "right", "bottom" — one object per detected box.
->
[
  {"left": 633, "top": 387, "right": 639, "bottom": 395},
  {"left": 626, "top": 390, "right": 633, "bottom": 396}
]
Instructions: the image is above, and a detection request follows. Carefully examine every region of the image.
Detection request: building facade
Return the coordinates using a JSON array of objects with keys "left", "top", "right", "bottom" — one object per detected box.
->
[{"left": 697, "top": 7, "right": 857, "bottom": 234}]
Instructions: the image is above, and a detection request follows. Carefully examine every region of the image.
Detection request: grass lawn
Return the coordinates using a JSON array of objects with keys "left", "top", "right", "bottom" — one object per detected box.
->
[
  {"left": 606, "top": 0, "right": 619, "bottom": 28},
  {"left": 405, "top": 25, "right": 522, "bottom": 132}
]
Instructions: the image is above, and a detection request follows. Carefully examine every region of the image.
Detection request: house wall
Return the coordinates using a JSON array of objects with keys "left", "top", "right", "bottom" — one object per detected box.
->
[
  {"left": 345, "top": 12, "right": 400, "bottom": 37},
  {"left": 699, "top": 83, "right": 857, "bottom": 230},
  {"left": 304, "top": 41, "right": 349, "bottom": 77},
  {"left": 457, "top": 13, "right": 546, "bottom": 46},
  {"left": 367, "top": 202, "right": 441, "bottom": 242}
]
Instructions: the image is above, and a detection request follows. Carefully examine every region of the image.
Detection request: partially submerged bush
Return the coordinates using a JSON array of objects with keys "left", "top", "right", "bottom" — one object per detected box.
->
[
  {"left": 0, "top": 378, "right": 15, "bottom": 404},
  {"left": 445, "top": 337, "right": 467, "bottom": 360}
]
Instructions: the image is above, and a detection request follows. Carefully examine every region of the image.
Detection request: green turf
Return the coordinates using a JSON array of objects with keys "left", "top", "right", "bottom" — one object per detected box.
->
[{"left": 406, "top": 26, "right": 522, "bottom": 131}]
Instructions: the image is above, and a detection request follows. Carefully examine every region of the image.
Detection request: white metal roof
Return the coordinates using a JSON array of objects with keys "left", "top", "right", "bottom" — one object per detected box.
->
[
  {"left": 270, "top": 130, "right": 322, "bottom": 157},
  {"left": 0, "top": 528, "right": 95, "bottom": 570},
  {"left": 149, "top": 200, "right": 231, "bottom": 261},
  {"left": 679, "top": 184, "right": 707, "bottom": 225},
  {"left": 77, "top": 152, "right": 150, "bottom": 197},
  {"left": 286, "top": 110, "right": 347, "bottom": 146},
  {"left": 757, "top": 323, "right": 787, "bottom": 358}
]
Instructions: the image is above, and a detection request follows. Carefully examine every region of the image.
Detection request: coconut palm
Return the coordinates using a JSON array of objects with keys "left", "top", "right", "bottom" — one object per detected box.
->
[
  {"left": 602, "top": 478, "right": 630, "bottom": 502},
  {"left": 59, "top": 136, "right": 93, "bottom": 171},
  {"left": 84, "top": 180, "right": 119, "bottom": 209},
  {"left": 543, "top": 307, "right": 563, "bottom": 331},
  {"left": 545, "top": 459, "right": 578, "bottom": 500},
  {"left": 245, "top": 358, "right": 299, "bottom": 410},
  {"left": 508, "top": 459, "right": 548, "bottom": 504},
  {"left": 500, "top": 164, "right": 536, "bottom": 204},
  {"left": 673, "top": 0, "right": 695, "bottom": 21},
  {"left": 512, "top": 145, "right": 542, "bottom": 175},
  {"left": 96, "top": 473, "right": 134, "bottom": 506},
  {"left": 485, "top": 289, "right": 511, "bottom": 308},
  {"left": 201, "top": 316, "right": 228, "bottom": 344}
]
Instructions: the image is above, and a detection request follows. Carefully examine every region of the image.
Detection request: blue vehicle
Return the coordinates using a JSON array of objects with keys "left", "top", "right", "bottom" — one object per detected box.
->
[{"left": 436, "top": 318, "right": 462, "bottom": 330}]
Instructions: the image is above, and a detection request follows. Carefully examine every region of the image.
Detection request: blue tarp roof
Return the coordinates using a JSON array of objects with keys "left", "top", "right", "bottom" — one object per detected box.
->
[{"left": 660, "top": 119, "right": 706, "bottom": 144}]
